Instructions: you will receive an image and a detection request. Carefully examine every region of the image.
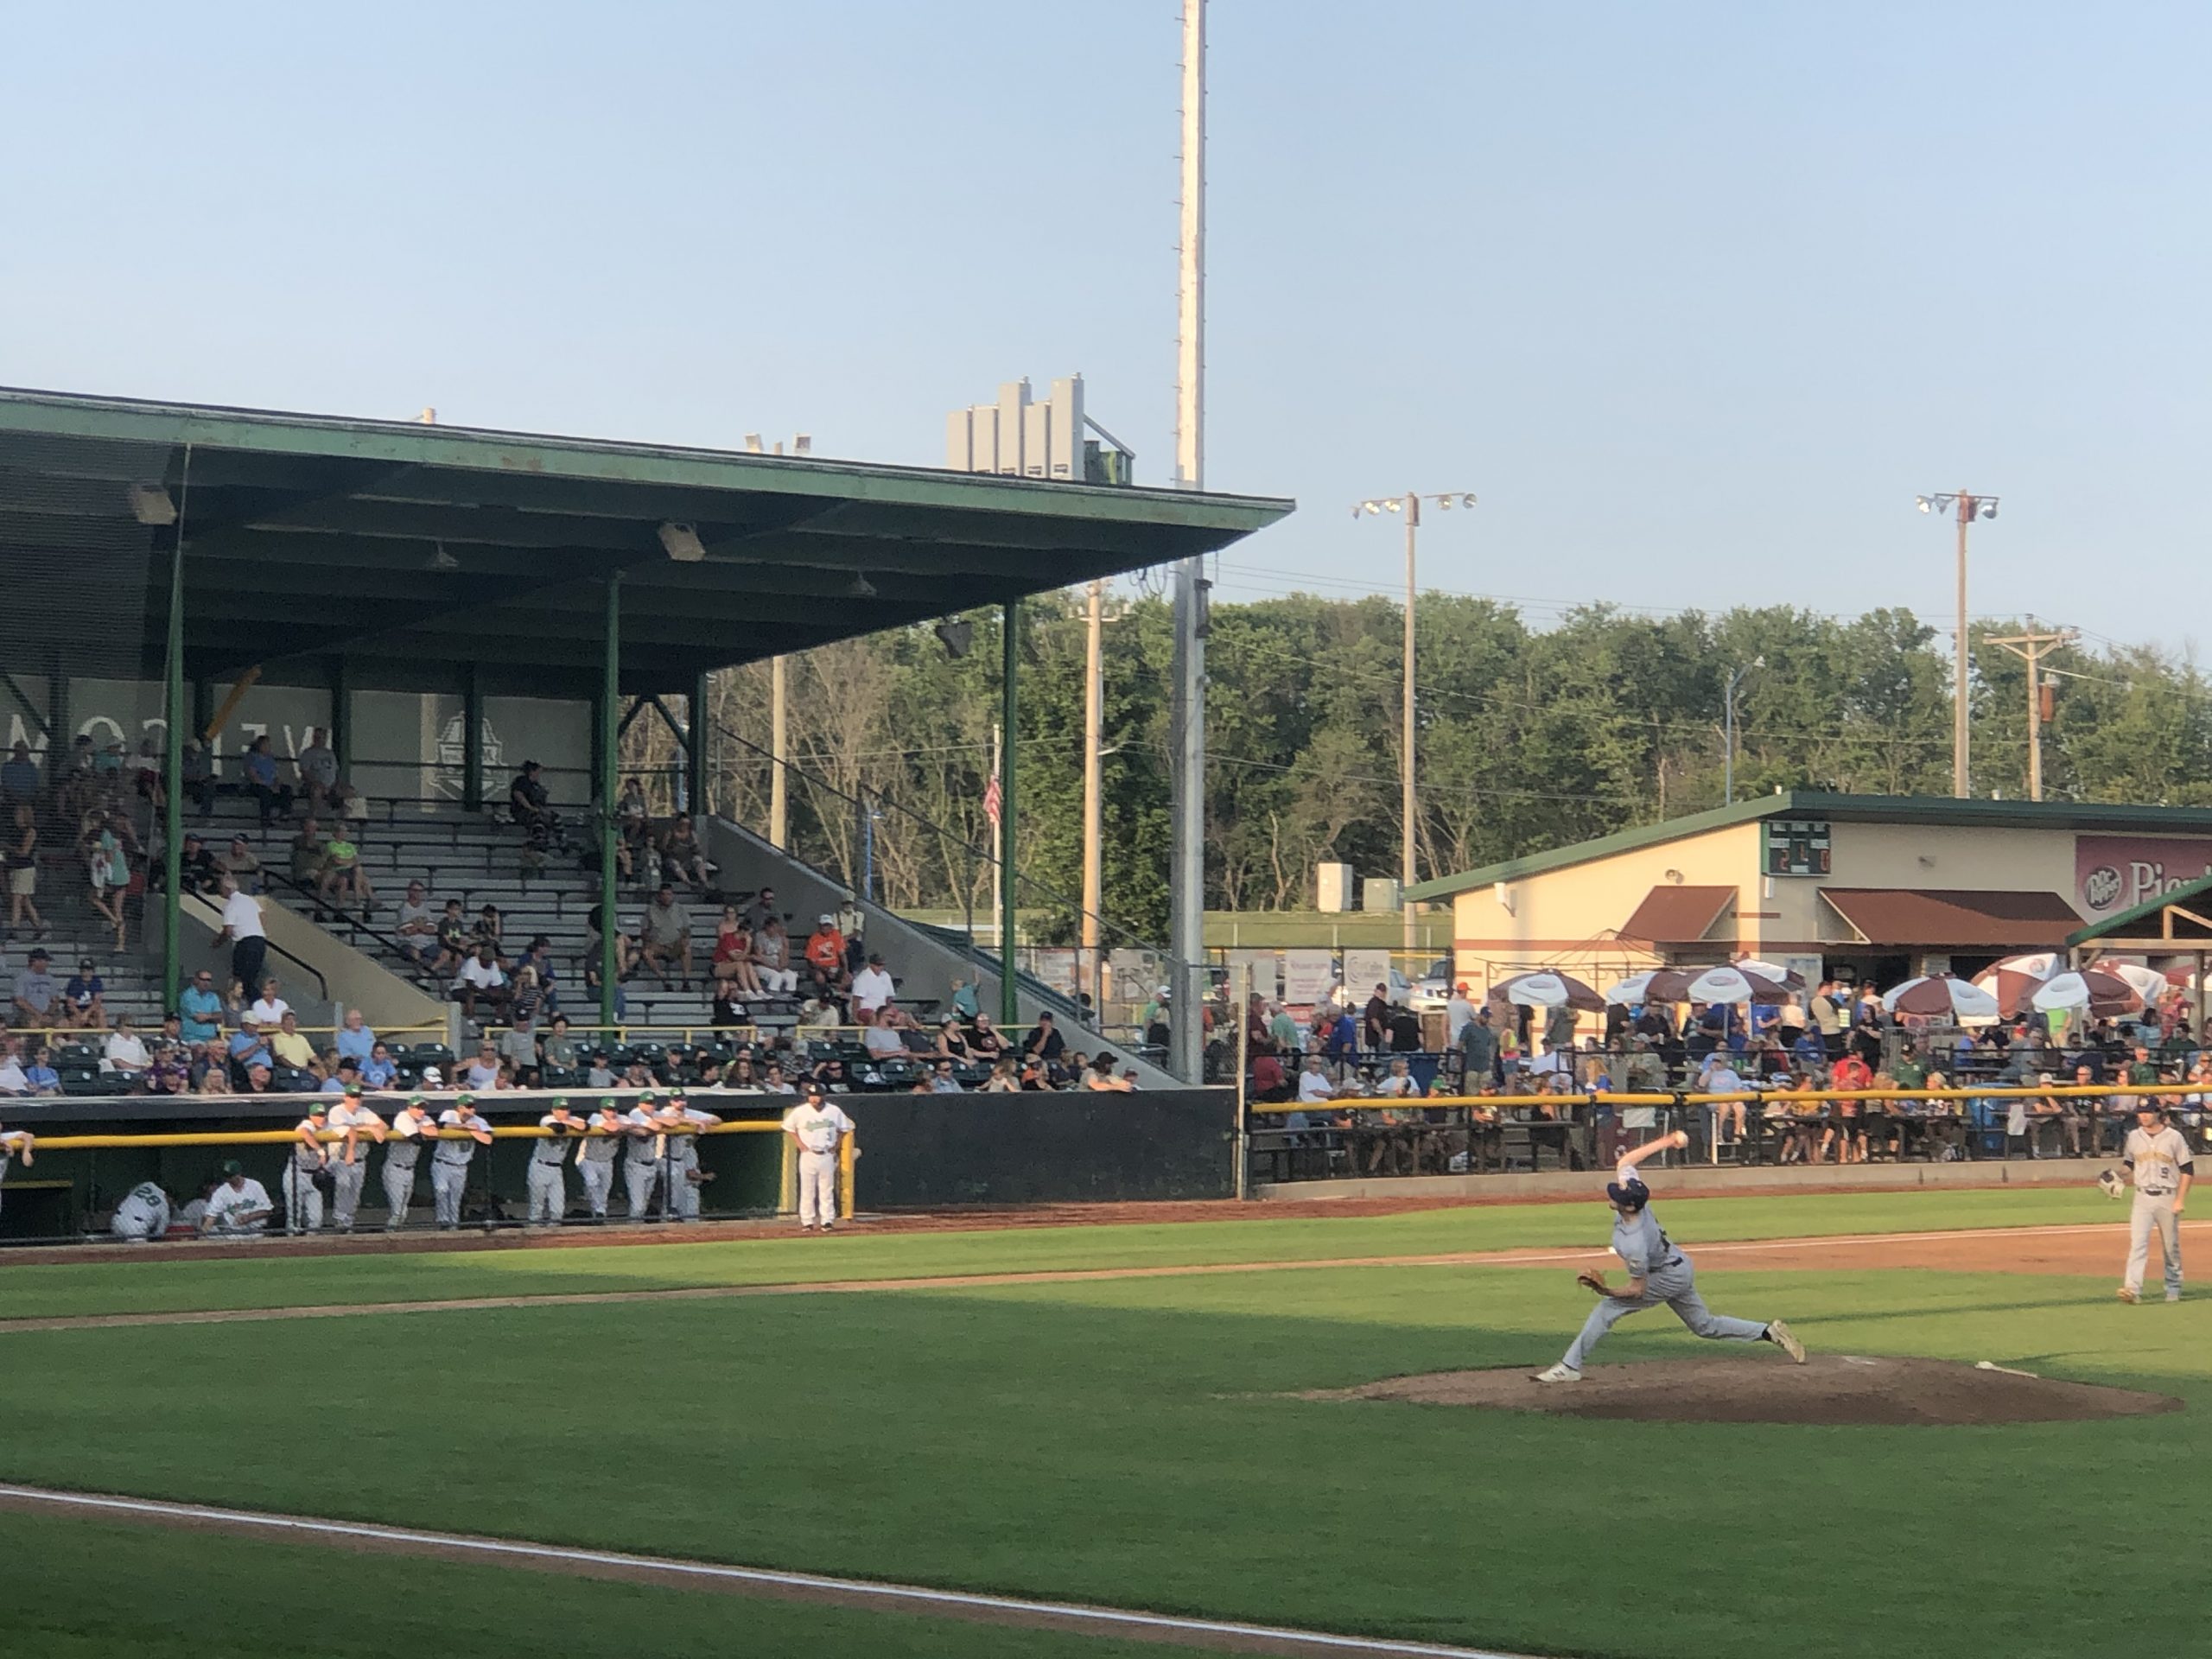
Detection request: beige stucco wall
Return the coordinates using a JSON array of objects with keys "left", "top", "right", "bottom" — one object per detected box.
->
[{"left": 1449, "top": 822, "right": 1762, "bottom": 983}]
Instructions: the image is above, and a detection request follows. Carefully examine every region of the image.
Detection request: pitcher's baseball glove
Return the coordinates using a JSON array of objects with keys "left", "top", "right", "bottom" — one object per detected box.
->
[{"left": 2097, "top": 1168, "right": 2127, "bottom": 1199}]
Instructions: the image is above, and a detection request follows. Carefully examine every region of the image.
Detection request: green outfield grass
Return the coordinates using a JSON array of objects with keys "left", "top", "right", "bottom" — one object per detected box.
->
[
  {"left": 0, "top": 1184, "right": 2117, "bottom": 1320},
  {"left": 0, "top": 1186, "right": 2197, "bottom": 1659},
  {"left": 0, "top": 1510, "right": 1204, "bottom": 1659}
]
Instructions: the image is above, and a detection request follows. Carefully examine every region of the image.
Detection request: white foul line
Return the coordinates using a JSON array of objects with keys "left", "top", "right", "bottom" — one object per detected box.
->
[{"left": 0, "top": 1484, "right": 1535, "bottom": 1659}]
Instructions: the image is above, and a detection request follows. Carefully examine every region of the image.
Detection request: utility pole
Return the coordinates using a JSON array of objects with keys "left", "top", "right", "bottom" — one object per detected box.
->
[
  {"left": 1356, "top": 491, "right": 1476, "bottom": 952},
  {"left": 1721, "top": 658, "right": 1763, "bottom": 804},
  {"left": 1917, "top": 490, "right": 1999, "bottom": 797},
  {"left": 768, "top": 655, "right": 788, "bottom": 849},
  {"left": 1082, "top": 579, "right": 1104, "bottom": 1001},
  {"left": 1986, "top": 620, "right": 2074, "bottom": 802},
  {"left": 1167, "top": 0, "right": 1207, "bottom": 1084}
]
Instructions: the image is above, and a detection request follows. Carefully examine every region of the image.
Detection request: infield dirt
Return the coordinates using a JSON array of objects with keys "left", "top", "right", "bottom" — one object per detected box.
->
[{"left": 1303, "top": 1354, "right": 2183, "bottom": 1426}]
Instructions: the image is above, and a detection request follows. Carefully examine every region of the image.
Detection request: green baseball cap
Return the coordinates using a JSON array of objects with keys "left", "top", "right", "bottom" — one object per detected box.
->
[
  {"left": 456, "top": 1092, "right": 476, "bottom": 1107},
  {"left": 552, "top": 1095, "right": 570, "bottom": 1109},
  {"left": 220, "top": 1159, "right": 243, "bottom": 1176},
  {"left": 342, "top": 1081, "right": 363, "bottom": 1096},
  {"left": 599, "top": 1096, "right": 619, "bottom": 1110}
]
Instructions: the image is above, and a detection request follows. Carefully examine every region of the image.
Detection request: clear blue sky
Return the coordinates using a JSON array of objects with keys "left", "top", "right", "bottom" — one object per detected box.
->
[{"left": 4, "top": 2, "right": 2205, "bottom": 645}]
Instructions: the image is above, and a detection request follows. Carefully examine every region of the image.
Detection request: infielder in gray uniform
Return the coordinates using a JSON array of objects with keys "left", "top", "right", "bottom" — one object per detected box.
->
[
  {"left": 383, "top": 1096, "right": 438, "bottom": 1230},
  {"left": 1536, "top": 1131, "right": 1805, "bottom": 1382},
  {"left": 529, "top": 1097, "right": 583, "bottom": 1225},
  {"left": 432, "top": 1094, "right": 493, "bottom": 1229},
  {"left": 578, "top": 1097, "right": 626, "bottom": 1222},
  {"left": 2117, "top": 1100, "right": 2193, "bottom": 1304}
]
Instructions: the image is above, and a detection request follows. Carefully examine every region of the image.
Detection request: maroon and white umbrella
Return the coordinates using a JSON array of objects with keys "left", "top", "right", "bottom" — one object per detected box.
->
[
  {"left": 2028, "top": 969, "right": 2143, "bottom": 1017},
  {"left": 1882, "top": 975, "right": 2000, "bottom": 1021},
  {"left": 1491, "top": 970, "right": 1606, "bottom": 1013},
  {"left": 1681, "top": 964, "right": 1792, "bottom": 1006},
  {"left": 1973, "top": 953, "right": 2061, "bottom": 1019},
  {"left": 1605, "top": 969, "right": 1698, "bottom": 1006},
  {"left": 2087, "top": 958, "right": 2174, "bottom": 1006},
  {"left": 1730, "top": 958, "right": 1807, "bottom": 992}
]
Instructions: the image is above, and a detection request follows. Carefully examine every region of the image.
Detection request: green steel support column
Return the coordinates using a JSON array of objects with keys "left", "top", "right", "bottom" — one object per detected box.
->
[
  {"left": 161, "top": 529, "right": 186, "bottom": 1013},
  {"left": 192, "top": 678, "right": 213, "bottom": 742},
  {"left": 461, "top": 665, "right": 484, "bottom": 813},
  {"left": 599, "top": 572, "right": 621, "bottom": 1028},
  {"left": 688, "top": 670, "right": 710, "bottom": 817},
  {"left": 999, "top": 600, "right": 1019, "bottom": 1029}
]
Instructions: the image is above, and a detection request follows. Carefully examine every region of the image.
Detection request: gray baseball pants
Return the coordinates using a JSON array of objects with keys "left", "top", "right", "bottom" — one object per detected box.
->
[
  {"left": 527, "top": 1161, "right": 566, "bottom": 1224},
  {"left": 1561, "top": 1257, "right": 1768, "bottom": 1372},
  {"left": 285, "top": 1166, "right": 323, "bottom": 1235},
  {"left": 2126, "top": 1193, "right": 2183, "bottom": 1299},
  {"left": 431, "top": 1160, "right": 468, "bottom": 1228},
  {"left": 331, "top": 1161, "right": 367, "bottom": 1230},
  {"left": 579, "top": 1159, "right": 613, "bottom": 1217},
  {"left": 624, "top": 1157, "right": 658, "bottom": 1219},
  {"left": 382, "top": 1159, "right": 416, "bottom": 1230}
]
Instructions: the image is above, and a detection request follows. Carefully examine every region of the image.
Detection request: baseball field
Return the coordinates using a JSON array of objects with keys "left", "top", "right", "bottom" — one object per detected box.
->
[{"left": 0, "top": 1184, "right": 2202, "bottom": 1659}]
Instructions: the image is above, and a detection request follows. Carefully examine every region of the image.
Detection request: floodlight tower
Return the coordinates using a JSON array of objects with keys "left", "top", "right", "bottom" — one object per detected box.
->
[
  {"left": 1167, "top": 0, "right": 1207, "bottom": 1082},
  {"left": 1916, "top": 490, "right": 2000, "bottom": 797}
]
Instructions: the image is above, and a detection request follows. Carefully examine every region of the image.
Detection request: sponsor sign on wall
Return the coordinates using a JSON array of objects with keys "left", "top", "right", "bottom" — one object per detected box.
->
[
  {"left": 2074, "top": 836, "right": 2212, "bottom": 915},
  {"left": 1282, "top": 950, "right": 1334, "bottom": 1009},
  {"left": 1342, "top": 948, "right": 1394, "bottom": 1001}
]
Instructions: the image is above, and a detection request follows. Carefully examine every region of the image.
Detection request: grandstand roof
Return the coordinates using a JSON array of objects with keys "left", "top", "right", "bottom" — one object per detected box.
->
[{"left": 0, "top": 387, "right": 1293, "bottom": 694}]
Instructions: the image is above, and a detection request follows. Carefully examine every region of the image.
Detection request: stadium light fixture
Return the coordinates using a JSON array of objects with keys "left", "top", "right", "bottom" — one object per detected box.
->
[
  {"left": 658, "top": 522, "right": 707, "bottom": 563},
  {"left": 1916, "top": 488, "right": 2001, "bottom": 796},
  {"left": 934, "top": 618, "right": 974, "bottom": 658},
  {"left": 128, "top": 484, "right": 177, "bottom": 527}
]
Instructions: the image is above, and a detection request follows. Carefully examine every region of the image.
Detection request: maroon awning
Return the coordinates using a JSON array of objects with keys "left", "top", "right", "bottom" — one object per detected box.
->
[
  {"left": 1619, "top": 886, "right": 1735, "bottom": 946},
  {"left": 1820, "top": 888, "right": 2080, "bottom": 948}
]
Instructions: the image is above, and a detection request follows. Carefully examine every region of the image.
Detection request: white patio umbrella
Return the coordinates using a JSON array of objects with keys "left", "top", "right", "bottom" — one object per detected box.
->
[
  {"left": 1491, "top": 970, "right": 1605, "bottom": 1013},
  {"left": 1730, "top": 958, "right": 1807, "bottom": 991},
  {"left": 2028, "top": 969, "right": 2142, "bottom": 1016},
  {"left": 1972, "top": 953, "right": 2062, "bottom": 1018},
  {"left": 2088, "top": 959, "right": 2171, "bottom": 1006},
  {"left": 1605, "top": 968, "right": 1698, "bottom": 1006},
  {"left": 1682, "top": 964, "right": 1791, "bottom": 1006},
  {"left": 1882, "top": 975, "right": 2001, "bottom": 1021}
]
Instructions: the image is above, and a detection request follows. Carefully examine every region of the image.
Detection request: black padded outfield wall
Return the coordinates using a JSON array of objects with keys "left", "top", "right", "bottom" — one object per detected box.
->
[{"left": 845, "top": 1089, "right": 1238, "bottom": 1208}]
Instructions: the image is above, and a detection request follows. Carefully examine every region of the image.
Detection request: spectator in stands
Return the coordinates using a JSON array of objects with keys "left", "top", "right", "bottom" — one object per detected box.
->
[
  {"left": 248, "top": 976, "right": 290, "bottom": 1029},
  {"left": 803, "top": 913, "right": 849, "bottom": 1001},
  {"left": 6, "top": 803, "right": 43, "bottom": 940},
  {"left": 472, "top": 903, "right": 505, "bottom": 957},
  {"left": 1020, "top": 1055, "right": 1057, "bottom": 1091},
  {"left": 741, "top": 885, "right": 780, "bottom": 934},
  {"left": 659, "top": 817, "right": 713, "bottom": 894},
  {"left": 85, "top": 816, "right": 131, "bottom": 950},
  {"left": 269, "top": 1011, "right": 315, "bottom": 1075},
  {"left": 216, "top": 874, "right": 268, "bottom": 996},
  {"left": 281, "top": 821, "right": 326, "bottom": 892},
  {"left": 335, "top": 1008, "right": 376, "bottom": 1068},
  {"left": 968, "top": 1012, "right": 1006, "bottom": 1061},
  {"left": 1386, "top": 1001, "right": 1421, "bottom": 1053},
  {"left": 317, "top": 825, "right": 373, "bottom": 916},
  {"left": 295, "top": 728, "right": 341, "bottom": 813},
  {"left": 850, "top": 952, "right": 895, "bottom": 1021},
  {"left": 226, "top": 1020, "right": 273, "bottom": 1084},
  {"left": 1142, "top": 987, "right": 1172, "bottom": 1051},
  {"left": 1090, "top": 1051, "right": 1135, "bottom": 1093},
  {"left": 711, "top": 906, "right": 762, "bottom": 995},
  {"left": 1023, "top": 1011, "right": 1065, "bottom": 1065},
  {"left": 0, "top": 1041, "right": 29, "bottom": 1096},
  {"left": 1361, "top": 982, "right": 1391, "bottom": 1051},
  {"left": 178, "top": 967, "right": 222, "bottom": 1043},
  {"left": 11, "top": 948, "right": 57, "bottom": 1027},
  {"left": 179, "top": 832, "right": 219, "bottom": 894},
  {"left": 453, "top": 942, "right": 512, "bottom": 1024},
  {"left": 429, "top": 899, "right": 469, "bottom": 976},
  {"left": 933, "top": 1014, "right": 972, "bottom": 1062},
  {"left": 394, "top": 881, "right": 437, "bottom": 963},
  {"left": 753, "top": 914, "right": 797, "bottom": 996},
  {"left": 147, "top": 1040, "right": 190, "bottom": 1096},
  {"left": 242, "top": 734, "right": 293, "bottom": 824},
  {"left": 535, "top": 1014, "right": 580, "bottom": 1077},
  {"left": 516, "top": 936, "right": 559, "bottom": 1014},
  {"left": 710, "top": 979, "right": 747, "bottom": 1027},
  {"left": 615, "top": 777, "right": 651, "bottom": 881},
  {"left": 1320, "top": 1002, "right": 1359, "bottom": 1071},
  {"left": 497, "top": 1014, "right": 538, "bottom": 1085},
  {"left": 978, "top": 1058, "right": 1018, "bottom": 1092},
  {"left": 60, "top": 957, "right": 105, "bottom": 1029},
  {"left": 507, "top": 760, "right": 565, "bottom": 847},
  {"left": 101, "top": 1015, "right": 149, "bottom": 1080},
  {"left": 0, "top": 741, "right": 37, "bottom": 807},
  {"left": 1249, "top": 1051, "right": 1288, "bottom": 1103},
  {"left": 927, "top": 1057, "right": 963, "bottom": 1093},
  {"left": 862, "top": 1006, "right": 906, "bottom": 1060},
  {"left": 463, "top": 1043, "right": 503, "bottom": 1092},
  {"left": 639, "top": 886, "right": 693, "bottom": 987},
  {"left": 362, "top": 1041, "right": 398, "bottom": 1090},
  {"left": 178, "top": 737, "right": 214, "bottom": 816},
  {"left": 583, "top": 905, "right": 633, "bottom": 1020},
  {"left": 19, "top": 1043, "right": 58, "bottom": 1096}
]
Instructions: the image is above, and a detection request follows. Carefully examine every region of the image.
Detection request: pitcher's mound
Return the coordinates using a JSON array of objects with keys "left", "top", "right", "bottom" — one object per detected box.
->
[{"left": 1303, "top": 1355, "right": 2180, "bottom": 1426}]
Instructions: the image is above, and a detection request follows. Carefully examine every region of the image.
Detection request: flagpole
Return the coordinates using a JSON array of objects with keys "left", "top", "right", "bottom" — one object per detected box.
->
[{"left": 988, "top": 721, "right": 1003, "bottom": 951}]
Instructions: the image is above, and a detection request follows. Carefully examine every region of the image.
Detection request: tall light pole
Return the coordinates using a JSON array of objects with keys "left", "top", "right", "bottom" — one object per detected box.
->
[
  {"left": 1721, "top": 657, "right": 1764, "bottom": 804},
  {"left": 1166, "top": 0, "right": 1207, "bottom": 1084},
  {"left": 1917, "top": 490, "right": 1999, "bottom": 797},
  {"left": 1082, "top": 579, "right": 1104, "bottom": 1000},
  {"left": 1357, "top": 492, "right": 1477, "bottom": 951}
]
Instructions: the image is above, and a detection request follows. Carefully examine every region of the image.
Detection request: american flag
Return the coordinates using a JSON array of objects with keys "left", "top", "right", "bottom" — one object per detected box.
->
[{"left": 982, "top": 769, "right": 1002, "bottom": 829}]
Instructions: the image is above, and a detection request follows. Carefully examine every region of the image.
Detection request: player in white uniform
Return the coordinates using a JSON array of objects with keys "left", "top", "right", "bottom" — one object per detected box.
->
[
  {"left": 285, "top": 1100, "right": 331, "bottom": 1235},
  {"left": 529, "top": 1097, "right": 583, "bottom": 1224},
  {"left": 200, "top": 1160, "right": 273, "bottom": 1235},
  {"left": 622, "top": 1092, "right": 675, "bottom": 1221},
  {"left": 431, "top": 1095, "right": 493, "bottom": 1229},
  {"left": 109, "top": 1180, "right": 170, "bottom": 1241},
  {"left": 383, "top": 1096, "right": 439, "bottom": 1230},
  {"left": 2116, "top": 1100, "right": 2193, "bottom": 1303},
  {"left": 668, "top": 1095, "right": 721, "bottom": 1222},
  {"left": 0, "top": 1124, "right": 35, "bottom": 1214},
  {"left": 326, "top": 1084, "right": 386, "bottom": 1233},
  {"left": 577, "top": 1097, "right": 626, "bottom": 1222},
  {"left": 1535, "top": 1131, "right": 1805, "bottom": 1382},
  {"left": 783, "top": 1083, "right": 855, "bottom": 1231}
]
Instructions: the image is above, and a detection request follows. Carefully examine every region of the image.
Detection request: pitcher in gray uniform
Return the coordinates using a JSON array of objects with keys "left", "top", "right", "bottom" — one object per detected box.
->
[
  {"left": 432, "top": 1094, "right": 493, "bottom": 1229},
  {"left": 1536, "top": 1131, "right": 1806, "bottom": 1382},
  {"left": 2117, "top": 1100, "right": 2193, "bottom": 1304},
  {"left": 529, "top": 1097, "right": 582, "bottom": 1224},
  {"left": 579, "top": 1097, "right": 625, "bottom": 1222},
  {"left": 383, "top": 1096, "right": 437, "bottom": 1230}
]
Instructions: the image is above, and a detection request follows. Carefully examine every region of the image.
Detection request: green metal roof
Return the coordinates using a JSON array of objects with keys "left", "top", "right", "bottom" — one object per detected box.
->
[
  {"left": 1407, "top": 791, "right": 2212, "bottom": 902},
  {"left": 2065, "top": 871, "right": 2212, "bottom": 948},
  {"left": 0, "top": 387, "right": 1293, "bottom": 695}
]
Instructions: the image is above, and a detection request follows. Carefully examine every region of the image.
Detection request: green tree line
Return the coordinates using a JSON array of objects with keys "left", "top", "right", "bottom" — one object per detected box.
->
[{"left": 623, "top": 594, "right": 2212, "bottom": 944}]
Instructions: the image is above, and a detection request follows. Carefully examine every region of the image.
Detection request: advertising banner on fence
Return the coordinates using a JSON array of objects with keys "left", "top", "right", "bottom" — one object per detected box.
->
[
  {"left": 1225, "top": 949, "right": 1279, "bottom": 1002},
  {"left": 1282, "top": 950, "right": 1334, "bottom": 1009},
  {"left": 1342, "top": 948, "right": 1394, "bottom": 1002},
  {"left": 2074, "top": 836, "right": 2212, "bottom": 916}
]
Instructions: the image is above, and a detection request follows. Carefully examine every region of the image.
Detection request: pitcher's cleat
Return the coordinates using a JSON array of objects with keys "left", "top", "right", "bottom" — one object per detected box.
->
[
  {"left": 1766, "top": 1319, "right": 1807, "bottom": 1364},
  {"left": 1532, "top": 1363, "right": 1581, "bottom": 1384},
  {"left": 2117, "top": 1287, "right": 2140, "bottom": 1304}
]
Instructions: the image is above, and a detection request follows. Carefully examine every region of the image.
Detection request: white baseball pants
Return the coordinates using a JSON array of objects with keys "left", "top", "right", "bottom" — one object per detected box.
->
[
  {"left": 285, "top": 1166, "right": 323, "bottom": 1234},
  {"left": 2126, "top": 1192, "right": 2183, "bottom": 1299},
  {"left": 382, "top": 1159, "right": 416, "bottom": 1230},
  {"left": 798, "top": 1148, "right": 838, "bottom": 1228},
  {"left": 527, "top": 1161, "right": 566, "bottom": 1224},
  {"left": 431, "top": 1160, "right": 468, "bottom": 1228},
  {"left": 579, "top": 1159, "right": 613, "bottom": 1217}
]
